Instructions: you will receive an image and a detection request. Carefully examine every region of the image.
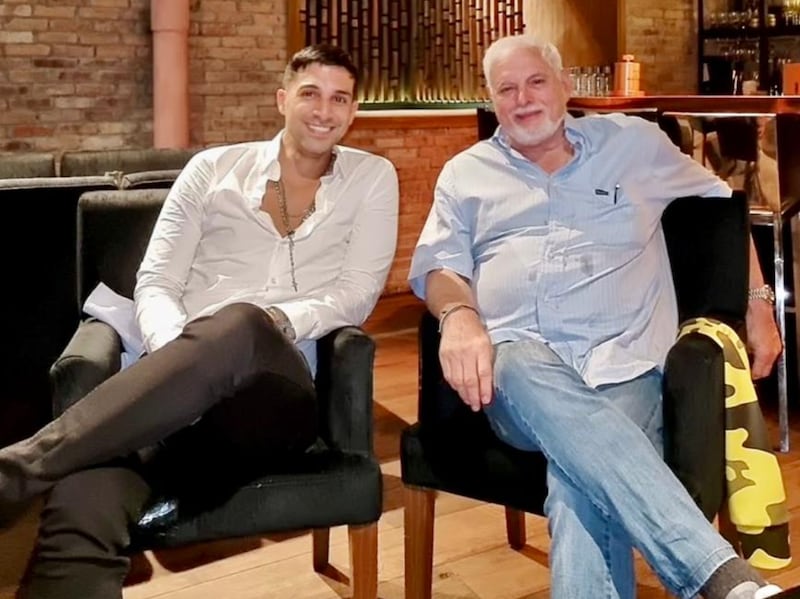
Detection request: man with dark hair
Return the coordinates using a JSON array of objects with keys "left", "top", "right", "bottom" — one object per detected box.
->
[
  {"left": 1, "top": 43, "right": 398, "bottom": 598},
  {"left": 283, "top": 43, "right": 361, "bottom": 89}
]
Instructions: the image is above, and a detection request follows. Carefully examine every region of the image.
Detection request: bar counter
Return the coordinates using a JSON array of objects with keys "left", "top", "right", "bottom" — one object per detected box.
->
[{"left": 569, "top": 94, "right": 800, "bottom": 114}]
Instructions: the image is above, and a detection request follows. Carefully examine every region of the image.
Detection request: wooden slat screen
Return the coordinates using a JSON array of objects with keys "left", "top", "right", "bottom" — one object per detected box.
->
[{"left": 287, "top": 0, "right": 525, "bottom": 106}]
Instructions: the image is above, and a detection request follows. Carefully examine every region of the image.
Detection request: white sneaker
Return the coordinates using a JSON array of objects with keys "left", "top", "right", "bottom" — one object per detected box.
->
[{"left": 755, "top": 585, "right": 785, "bottom": 599}]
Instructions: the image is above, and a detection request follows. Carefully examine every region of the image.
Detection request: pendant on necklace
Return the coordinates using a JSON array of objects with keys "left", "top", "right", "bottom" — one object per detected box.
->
[{"left": 273, "top": 178, "right": 315, "bottom": 292}]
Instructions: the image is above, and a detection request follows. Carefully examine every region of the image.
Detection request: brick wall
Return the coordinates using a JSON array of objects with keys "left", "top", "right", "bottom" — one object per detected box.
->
[
  {"left": 0, "top": 0, "right": 290, "bottom": 151},
  {"left": 623, "top": 0, "right": 697, "bottom": 94},
  {"left": 344, "top": 118, "right": 477, "bottom": 294},
  {"left": 188, "top": 0, "right": 287, "bottom": 146},
  {"left": 0, "top": 0, "right": 154, "bottom": 151}
]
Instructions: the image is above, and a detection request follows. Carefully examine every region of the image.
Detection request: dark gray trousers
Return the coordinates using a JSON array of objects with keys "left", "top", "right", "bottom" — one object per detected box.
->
[{"left": 10, "top": 303, "right": 317, "bottom": 599}]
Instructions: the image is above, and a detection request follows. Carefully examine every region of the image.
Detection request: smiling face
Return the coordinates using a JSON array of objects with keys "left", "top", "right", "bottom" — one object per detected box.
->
[
  {"left": 276, "top": 63, "right": 359, "bottom": 160},
  {"left": 488, "top": 46, "right": 571, "bottom": 153}
]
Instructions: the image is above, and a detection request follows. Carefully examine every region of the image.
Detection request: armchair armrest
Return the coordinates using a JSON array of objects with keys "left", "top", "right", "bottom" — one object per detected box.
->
[
  {"left": 418, "top": 311, "right": 466, "bottom": 427},
  {"left": 314, "top": 326, "right": 375, "bottom": 454},
  {"left": 49, "top": 319, "right": 123, "bottom": 417},
  {"left": 662, "top": 332, "right": 727, "bottom": 522}
]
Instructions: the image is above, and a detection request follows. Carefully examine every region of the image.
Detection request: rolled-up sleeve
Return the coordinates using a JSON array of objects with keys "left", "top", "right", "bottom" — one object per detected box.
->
[{"left": 408, "top": 161, "right": 475, "bottom": 299}]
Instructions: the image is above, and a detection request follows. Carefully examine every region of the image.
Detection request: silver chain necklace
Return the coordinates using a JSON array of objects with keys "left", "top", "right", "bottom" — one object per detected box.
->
[{"left": 272, "top": 178, "right": 315, "bottom": 292}]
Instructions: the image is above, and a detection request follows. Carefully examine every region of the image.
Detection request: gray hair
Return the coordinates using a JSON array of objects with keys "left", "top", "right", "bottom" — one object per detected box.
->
[{"left": 482, "top": 35, "right": 564, "bottom": 92}]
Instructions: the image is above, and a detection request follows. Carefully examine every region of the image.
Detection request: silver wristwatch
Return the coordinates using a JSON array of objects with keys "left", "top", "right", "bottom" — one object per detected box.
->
[
  {"left": 748, "top": 284, "right": 776, "bottom": 305},
  {"left": 264, "top": 306, "right": 297, "bottom": 342}
]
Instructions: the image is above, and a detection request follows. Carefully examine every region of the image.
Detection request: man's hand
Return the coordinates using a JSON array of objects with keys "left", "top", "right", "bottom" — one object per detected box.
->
[
  {"left": 438, "top": 308, "right": 494, "bottom": 411},
  {"left": 746, "top": 298, "right": 782, "bottom": 379}
]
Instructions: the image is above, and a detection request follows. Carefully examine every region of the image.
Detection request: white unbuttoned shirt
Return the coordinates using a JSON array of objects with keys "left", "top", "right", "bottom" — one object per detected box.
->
[{"left": 133, "top": 132, "right": 399, "bottom": 373}]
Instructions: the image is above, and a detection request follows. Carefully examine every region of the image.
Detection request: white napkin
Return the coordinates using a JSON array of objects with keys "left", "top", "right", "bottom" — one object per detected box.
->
[{"left": 83, "top": 283, "right": 145, "bottom": 369}]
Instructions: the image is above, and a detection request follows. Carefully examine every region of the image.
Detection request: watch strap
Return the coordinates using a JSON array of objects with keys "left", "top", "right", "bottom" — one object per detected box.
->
[{"left": 748, "top": 284, "right": 776, "bottom": 305}]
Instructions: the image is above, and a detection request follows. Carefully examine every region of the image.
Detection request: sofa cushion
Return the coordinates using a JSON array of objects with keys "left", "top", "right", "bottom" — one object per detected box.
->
[
  {"left": 0, "top": 153, "right": 56, "bottom": 179},
  {"left": 60, "top": 148, "right": 198, "bottom": 178}
]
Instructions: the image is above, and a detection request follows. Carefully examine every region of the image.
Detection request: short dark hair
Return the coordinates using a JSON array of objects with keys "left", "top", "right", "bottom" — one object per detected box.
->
[{"left": 282, "top": 44, "right": 359, "bottom": 95}]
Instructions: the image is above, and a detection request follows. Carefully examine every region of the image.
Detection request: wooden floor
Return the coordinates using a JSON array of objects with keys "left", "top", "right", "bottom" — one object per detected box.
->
[{"left": 1, "top": 296, "right": 800, "bottom": 598}]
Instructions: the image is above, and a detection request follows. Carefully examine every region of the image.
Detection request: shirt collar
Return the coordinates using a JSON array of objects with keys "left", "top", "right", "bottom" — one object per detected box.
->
[
  {"left": 564, "top": 113, "right": 590, "bottom": 155},
  {"left": 261, "top": 130, "right": 343, "bottom": 181}
]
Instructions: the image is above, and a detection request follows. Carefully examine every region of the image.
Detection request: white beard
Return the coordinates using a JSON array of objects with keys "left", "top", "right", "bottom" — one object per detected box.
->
[{"left": 506, "top": 113, "right": 564, "bottom": 148}]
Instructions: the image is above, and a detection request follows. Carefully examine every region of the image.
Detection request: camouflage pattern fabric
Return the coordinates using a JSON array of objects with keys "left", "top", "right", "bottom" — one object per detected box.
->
[{"left": 678, "top": 317, "right": 791, "bottom": 569}]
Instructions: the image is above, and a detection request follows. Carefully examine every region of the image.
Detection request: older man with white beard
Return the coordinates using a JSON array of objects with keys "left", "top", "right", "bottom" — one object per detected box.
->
[{"left": 409, "top": 33, "right": 793, "bottom": 599}]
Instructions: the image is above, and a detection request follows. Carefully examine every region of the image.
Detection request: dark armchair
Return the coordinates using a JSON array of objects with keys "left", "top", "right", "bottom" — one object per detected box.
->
[
  {"left": 48, "top": 189, "right": 382, "bottom": 598},
  {"left": 400, "top": 191, "right": 750, "bottom": 598}
]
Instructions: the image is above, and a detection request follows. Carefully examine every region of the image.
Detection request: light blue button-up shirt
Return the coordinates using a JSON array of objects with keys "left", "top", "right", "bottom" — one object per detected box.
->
[{"left": 409, "top": 113, "right": 732, "bottom": 388}]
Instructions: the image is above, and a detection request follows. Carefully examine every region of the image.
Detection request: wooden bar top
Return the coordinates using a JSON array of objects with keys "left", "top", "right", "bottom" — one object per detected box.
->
[{"left": 569, "top": 95, "right": 800, "bottom": 114}]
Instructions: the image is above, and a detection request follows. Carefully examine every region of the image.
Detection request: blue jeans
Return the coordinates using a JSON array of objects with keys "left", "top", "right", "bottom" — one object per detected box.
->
[{"left": 484, "top": 339, "right": 737, "bottom": 599}]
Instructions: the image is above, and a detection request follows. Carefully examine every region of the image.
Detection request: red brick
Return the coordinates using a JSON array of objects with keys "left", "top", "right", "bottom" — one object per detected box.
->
[
  {"left": 4, "top": 44, "right": 51, "bottom": 57},
  {"left": 36, "top": 31, "right": 79, "bottom": 44},
  {"left": 13, "top": 124, "right": 53, "bottom": 137},
  {"left": 4, "top": 17, "right": 48, "bottom": 31},
  {"left": 32, "top": 5, "right": 77, "bottom": 18},
  {"left": 0, "top": 4, "right": 32, "bottom": 17}
]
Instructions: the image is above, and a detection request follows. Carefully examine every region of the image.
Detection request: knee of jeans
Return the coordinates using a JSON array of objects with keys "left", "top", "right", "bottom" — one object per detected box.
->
[{"left": 492, "top": 354, "right": 524, "bottom": 393}]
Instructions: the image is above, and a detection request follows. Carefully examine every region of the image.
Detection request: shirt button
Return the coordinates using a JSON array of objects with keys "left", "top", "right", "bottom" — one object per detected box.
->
[{"left": 269, "top": 277, "right": 277, "bottom": 284}]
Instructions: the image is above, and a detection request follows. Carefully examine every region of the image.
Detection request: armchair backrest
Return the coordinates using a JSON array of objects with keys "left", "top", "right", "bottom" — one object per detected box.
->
[
  {"left": 662, "top": 190, "right": 749, "bottom": 327},
  {"left": 76, "top": 189, "right": 168, "bottom": 312}
]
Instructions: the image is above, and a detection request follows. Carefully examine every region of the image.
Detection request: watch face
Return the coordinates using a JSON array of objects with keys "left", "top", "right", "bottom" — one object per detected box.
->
[{"left": 284, "top": 323, "right": 297, "bottom": 342}]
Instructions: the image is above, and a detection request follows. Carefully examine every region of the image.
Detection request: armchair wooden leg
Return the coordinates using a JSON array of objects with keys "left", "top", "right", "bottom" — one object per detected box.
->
[
  {"left": 504, "top": 507, "right": 526, "bottom": 550},
  {"left": 404, "top": 484, "right": 435, "bottom": 599},
  {"left": 312, "top": 527, "right": 330, "bottom": 572},
  {"left": 349, "top": 522, "right": 378, "bottom": 599}
]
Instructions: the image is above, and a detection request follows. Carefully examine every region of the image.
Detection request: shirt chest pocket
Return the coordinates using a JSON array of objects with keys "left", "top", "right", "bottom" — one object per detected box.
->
[{"left": 560, "top": 181, "right": 654, "bottom": 253}]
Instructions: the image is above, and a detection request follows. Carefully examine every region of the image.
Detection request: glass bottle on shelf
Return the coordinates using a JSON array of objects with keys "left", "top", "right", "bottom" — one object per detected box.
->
[
  {"left": 601, "top": 65, "right": 612, "bottom": 96},
  {"left": 746, "top": 0, "right": 760, "bottom": 27},
  {"left": 767, "top": 0, "right": 782, "bottom": 26},
  {"left": 784, "top": 0, "right": 799, "bottom": 26},
  {"left": 768, "top": 50, "right": 783, "bottom": 94},
  {"left": 732, "top": 60, "right": 744, "bottom": 94}
]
